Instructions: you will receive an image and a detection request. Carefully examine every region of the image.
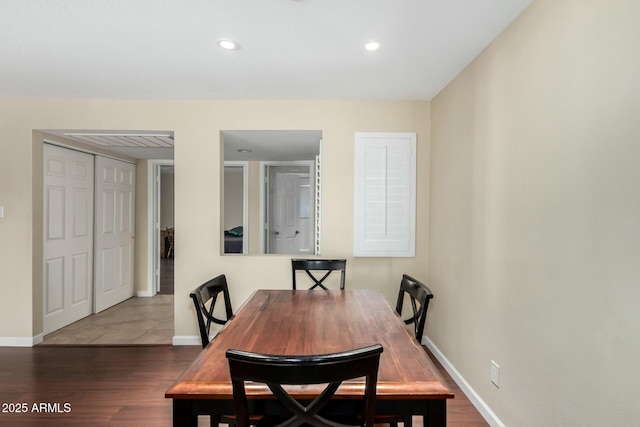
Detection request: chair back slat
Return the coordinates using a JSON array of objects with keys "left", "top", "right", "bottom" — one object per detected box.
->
[
  {"left": 394, "top": 274, "right": 434, "bottom": 343},
  {"left": 189, "top": 274, "right": 234, "bottom": 348},
  {"left": 291, "top": 259, "right": 347, "bottom": 290}
]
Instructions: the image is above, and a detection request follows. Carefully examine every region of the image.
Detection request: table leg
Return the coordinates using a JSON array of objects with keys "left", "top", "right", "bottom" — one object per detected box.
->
[
  {"left": 425, "top": 399, "right": 447, "bottom": 427},
  {"left": 172, "top": 399, "right": 198, "bottom": 427}
]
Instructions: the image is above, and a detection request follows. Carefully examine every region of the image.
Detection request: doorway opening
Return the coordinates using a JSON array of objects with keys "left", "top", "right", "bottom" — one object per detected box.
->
[
  {"left": 158, "top": 164, "right": 175, "bottom": 295},
  {"left": 37, "top": 130, "right": 175, "bottom": 345},
  {"left": 148, "top": 160, "right": 175, "bottom": 297}
]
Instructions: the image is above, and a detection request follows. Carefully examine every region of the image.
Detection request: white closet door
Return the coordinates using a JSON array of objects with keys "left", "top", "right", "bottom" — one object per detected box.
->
[
  {"left": 94, "top": 156, "right": 136, "bottom": 313},
  {"left": 43, "top": 144, "right": 95, "bottom": 334}
]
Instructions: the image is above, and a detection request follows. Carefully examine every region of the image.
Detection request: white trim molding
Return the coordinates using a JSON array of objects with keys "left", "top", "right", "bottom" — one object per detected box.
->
[
  {"left": 423, "top": 336, "right": 506, "bottom": 427},
  {"left": 0, "top": 334, "right": 43, "bottom": 347},
  {"left": 172, "top": 335, "right": 202, "bottom": 346},
  {"left": 136, "top": 290, "right": 154, "bottom": 297}
]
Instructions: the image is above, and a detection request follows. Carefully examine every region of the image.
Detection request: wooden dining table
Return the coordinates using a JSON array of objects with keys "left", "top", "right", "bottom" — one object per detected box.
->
[{"left": 165, "top": 289, "right": 453, "bottom": 426}]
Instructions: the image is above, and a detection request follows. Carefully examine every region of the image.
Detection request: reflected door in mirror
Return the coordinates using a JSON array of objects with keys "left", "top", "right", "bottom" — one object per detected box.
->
[{"left": 266, "top": 165, "right": 313, "bottom": 254}]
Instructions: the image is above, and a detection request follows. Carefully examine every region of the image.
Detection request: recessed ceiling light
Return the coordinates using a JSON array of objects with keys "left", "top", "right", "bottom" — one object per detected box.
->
[
  {"left": 365, "top": 41, "right": 380, "bottom": 51},
  {"left": 237, "top": 149, "right": 253, "bottom": 153},
  {"left": 218, "top": 39, "right": 239, "bottom": 50}
]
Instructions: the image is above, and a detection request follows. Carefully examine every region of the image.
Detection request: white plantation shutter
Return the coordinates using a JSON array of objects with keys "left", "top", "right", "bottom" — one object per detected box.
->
[{"left": 354, "top": 133, "right": 416, "bottom": 257}]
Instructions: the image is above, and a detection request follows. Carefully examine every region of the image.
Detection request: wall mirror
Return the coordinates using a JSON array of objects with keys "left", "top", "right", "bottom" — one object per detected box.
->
[{"left": 222, "top": 130, "right": 322, "bottom": 255}]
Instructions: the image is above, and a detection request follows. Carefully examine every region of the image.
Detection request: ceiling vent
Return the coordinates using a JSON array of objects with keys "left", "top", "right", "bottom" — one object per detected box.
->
[{"left": 62, "top": 132, "right": 174, "bottom": 149}]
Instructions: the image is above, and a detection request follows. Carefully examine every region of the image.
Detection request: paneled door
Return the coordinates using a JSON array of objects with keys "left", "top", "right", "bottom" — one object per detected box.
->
[
  {"left": 94, "top": 156, "right": 136, "bottom": 313},
  {"left": 43, "top": 144, "right": 95, "bottom": 334},
  {"left": 265, "top": 164, "right": 315, "bottom": 255},
  {"left": 268, "top": 169, "right": 301, "bottom": 254}
]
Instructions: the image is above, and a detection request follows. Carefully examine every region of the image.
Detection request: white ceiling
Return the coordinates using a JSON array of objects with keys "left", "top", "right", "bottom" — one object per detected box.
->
[
  {"left": 1, "top": 0, "right": 533, "bottom": 101},
  {"left": 15, "top": 0, "right": 534, "bottom": 159}
]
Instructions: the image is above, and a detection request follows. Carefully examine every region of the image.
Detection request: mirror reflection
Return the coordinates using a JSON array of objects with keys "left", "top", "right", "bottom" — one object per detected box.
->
[{"left": 222, "top": 130, "right": 322, "bottom": 255}]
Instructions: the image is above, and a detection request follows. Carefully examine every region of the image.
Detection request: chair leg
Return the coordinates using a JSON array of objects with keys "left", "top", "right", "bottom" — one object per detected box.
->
[{"left": 210, "top": 414, "right": 223, "bottom": 427}]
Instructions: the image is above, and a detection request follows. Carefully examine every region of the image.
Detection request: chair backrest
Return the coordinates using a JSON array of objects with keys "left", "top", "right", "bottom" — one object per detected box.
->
[
  {"left": 189, "top": 274, "right": 234, "bottom": 348},
  {"left": 165, "top": 227, "right": 175, "bottom": 258},
  {"left": 226, "top": 344, "right": 383, "bottom": 427},
  {"left": 291, "top": 259, "right": 347, "bottom": 290},
  {"left": 395, "top": 274, "right": 434, "bottom": 343}
]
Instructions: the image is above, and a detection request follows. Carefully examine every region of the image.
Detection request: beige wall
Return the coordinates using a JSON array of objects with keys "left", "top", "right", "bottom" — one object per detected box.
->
[
  {"left": 174, "top": 101, "right": 431, "bottom": 337},
  {"left": 247, "top": 161, "right": 261, "bottom": 254},
  {"left": 160, "top": 170, "right": 175, "bottom": 229},
  {"left": 0, "top": 100, "right": 430, "bottom": 342},
  {"left": 223, "top": 167, "right": 244, "bottom": 231},
  {"left": 429, "top": 0, "right": 640, "bottom": 425}
]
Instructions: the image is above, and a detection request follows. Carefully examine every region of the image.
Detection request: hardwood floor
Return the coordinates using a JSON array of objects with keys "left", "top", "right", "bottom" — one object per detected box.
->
[
  {"left": 0, "top": 345, "right": 488, "bottom": 426},
  {"left": 0, "top": 346, "right": 196, "bottom": 426}
]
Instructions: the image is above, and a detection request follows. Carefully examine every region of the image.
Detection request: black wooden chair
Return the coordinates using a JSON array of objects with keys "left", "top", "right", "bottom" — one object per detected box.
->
[
  {"left": 367, "top": 275, "right": 434, "bottom": 427},
  {"left": 291, "top": 259, "right": 347, "bottom": 290},
  {"left": 165, "top": 227, "right": 174, "bottom": 258},
  {"left": 226, "top": 344, "right": 383, "bottom": 427},
  {"left": 395, "top": 274, "right": 434, "bottom": 344},
  {"left": 189, "top": 274, "right": 234, "bottom": 348}
]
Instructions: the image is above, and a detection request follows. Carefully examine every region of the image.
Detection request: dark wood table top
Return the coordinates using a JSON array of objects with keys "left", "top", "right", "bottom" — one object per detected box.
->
[{"left": 166, "top": 289, "right": 453, "bottom": 401}]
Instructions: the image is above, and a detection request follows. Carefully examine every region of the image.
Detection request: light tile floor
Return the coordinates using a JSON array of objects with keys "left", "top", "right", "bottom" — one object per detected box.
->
[{"left": 41, "top": 295, "right": 174, "bottom": 345}]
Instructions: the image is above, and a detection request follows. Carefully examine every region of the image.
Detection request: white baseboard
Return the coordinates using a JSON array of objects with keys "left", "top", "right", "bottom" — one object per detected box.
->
[
  {"left": 423, "top": 337, "right": 505, "bottom": 427},
  {"left": 172, "top": 336, "right": 202, "bottom": 346},
  {"left": 0, "top": 334, "right": 43, "bottom": 347},
  {"left": 136, "top": 290, "right": 155, "bottom": 297},
  {"left": 33, "top": 333, "right": 43, "bottom": 346}
]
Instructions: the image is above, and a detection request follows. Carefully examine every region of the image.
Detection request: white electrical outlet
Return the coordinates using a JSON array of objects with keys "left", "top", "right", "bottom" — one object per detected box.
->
[
  {"left": 491, "top": 360, "right": 500, "bottom": 387},
  {"left": 0, "top": 206, "right": 4, "bottom": 218}
]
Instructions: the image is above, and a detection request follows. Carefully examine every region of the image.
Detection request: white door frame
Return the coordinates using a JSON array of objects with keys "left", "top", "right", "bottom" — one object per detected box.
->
[
  {"left": 259, "top": 160, "right": 314, "bottom": 254},
  {"left": 143, "top": 159, "right": 174, "bottom": 297}
]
